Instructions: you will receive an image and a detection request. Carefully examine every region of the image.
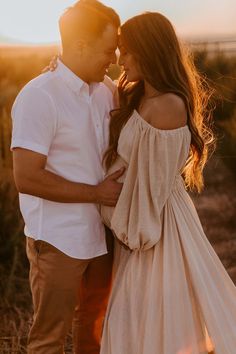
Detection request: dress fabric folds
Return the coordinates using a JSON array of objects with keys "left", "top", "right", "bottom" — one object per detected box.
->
[{"left": 100, "top": 110, "right": 236, "bottom": 354}]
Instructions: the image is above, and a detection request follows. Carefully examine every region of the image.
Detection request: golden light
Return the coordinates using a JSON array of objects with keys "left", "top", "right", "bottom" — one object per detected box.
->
[
  {"left": 0, "top": 0, "right": 235, "bottom": 44},
  {"left": 0, "top": 0, "right": 76, "bottom": 44}
]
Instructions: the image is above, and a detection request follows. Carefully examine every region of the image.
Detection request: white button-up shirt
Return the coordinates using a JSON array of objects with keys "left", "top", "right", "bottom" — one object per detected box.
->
[{"left": 11, "top": 60, "right": 115, "bottom": 259}]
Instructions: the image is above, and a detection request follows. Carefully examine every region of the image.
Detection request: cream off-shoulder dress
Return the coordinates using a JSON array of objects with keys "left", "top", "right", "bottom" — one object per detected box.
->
[{"left": 100, "top": 109, "right": 236, "bottom": 354}]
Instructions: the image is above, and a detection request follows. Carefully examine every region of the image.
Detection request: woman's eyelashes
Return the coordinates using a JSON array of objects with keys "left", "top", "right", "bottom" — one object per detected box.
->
[{"left": 120, "top": 50, "right": 127, "bottom": 57}]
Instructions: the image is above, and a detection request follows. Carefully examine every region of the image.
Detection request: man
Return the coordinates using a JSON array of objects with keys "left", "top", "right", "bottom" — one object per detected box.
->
[{"left": 11, "top": 1, "right": 122, "bottom": 353}]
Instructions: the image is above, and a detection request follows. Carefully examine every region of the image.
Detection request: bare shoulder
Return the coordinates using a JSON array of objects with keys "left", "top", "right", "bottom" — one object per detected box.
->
[{"left": 145, "top": 93, "right": 187, "bottom": 130}]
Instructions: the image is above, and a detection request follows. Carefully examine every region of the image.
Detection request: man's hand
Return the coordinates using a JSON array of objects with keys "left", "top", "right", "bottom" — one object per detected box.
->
[{"left": 95, "top": 168, "right": 125, "bottom": 206}]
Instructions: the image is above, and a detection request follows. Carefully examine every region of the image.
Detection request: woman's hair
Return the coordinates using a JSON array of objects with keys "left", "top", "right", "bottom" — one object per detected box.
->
[
  {"left": 59, "top": 0, "right": 120, "bottom": 49},
  {"left": 104, "top": 12, "right": 215, "bottom": 192}
]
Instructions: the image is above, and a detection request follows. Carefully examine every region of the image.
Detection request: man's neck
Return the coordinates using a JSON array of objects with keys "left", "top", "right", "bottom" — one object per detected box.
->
[{"left": 60, "top": 54, "right": 90, "bottom": 84}]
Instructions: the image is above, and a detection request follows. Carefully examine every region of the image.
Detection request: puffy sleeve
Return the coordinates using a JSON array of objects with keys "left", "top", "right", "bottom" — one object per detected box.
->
[{"left": 110, "top": 118, "right": 190, "bottom": 251}]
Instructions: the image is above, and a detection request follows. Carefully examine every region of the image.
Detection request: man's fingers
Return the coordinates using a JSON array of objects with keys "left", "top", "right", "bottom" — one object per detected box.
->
[{"left": 106, "top": 167, "right": 125, "bottom": 180}]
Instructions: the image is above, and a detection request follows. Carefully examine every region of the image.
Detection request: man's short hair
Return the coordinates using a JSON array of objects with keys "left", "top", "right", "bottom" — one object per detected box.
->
[{"left": 59, "top": 0, "right": 120, "bottom": 49}]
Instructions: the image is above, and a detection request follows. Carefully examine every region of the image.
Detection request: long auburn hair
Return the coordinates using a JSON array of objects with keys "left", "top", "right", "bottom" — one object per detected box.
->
[{"left": 103, "top": 12, "right": 215, "bottom": 192}]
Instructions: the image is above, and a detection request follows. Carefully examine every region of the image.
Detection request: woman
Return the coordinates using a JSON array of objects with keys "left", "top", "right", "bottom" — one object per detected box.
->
[{"left": 100, "top": 12, "right": 236, "bottom": 354}]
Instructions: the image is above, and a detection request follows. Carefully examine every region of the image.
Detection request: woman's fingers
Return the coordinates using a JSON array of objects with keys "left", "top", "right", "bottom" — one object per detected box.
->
[{"left": 41, "top": 54, "right": 59, "bottom": 73}]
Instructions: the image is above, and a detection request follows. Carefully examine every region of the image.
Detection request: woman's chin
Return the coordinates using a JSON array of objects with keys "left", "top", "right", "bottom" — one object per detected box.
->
[
  {"left": 126, "top": 73, "right": 140, "bottom": 83},
  {"left": 126, "top": 76, "right": 136, "bottom": 83}
]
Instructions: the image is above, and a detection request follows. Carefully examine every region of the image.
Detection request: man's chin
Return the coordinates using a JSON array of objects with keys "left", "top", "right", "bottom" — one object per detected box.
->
[{"left": 94, "top": 74, "right": 106, "bottom": 83}]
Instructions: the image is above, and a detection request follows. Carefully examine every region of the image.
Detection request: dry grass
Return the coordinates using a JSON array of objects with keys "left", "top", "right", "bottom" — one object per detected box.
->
[{"left": 0, "top": 169, "right": 29, "bottom": 353}]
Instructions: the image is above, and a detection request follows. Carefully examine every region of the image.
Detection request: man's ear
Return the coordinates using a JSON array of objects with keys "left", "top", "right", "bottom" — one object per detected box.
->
[{"left": 73, "top": 39, "right": 86, "bottom": 55}]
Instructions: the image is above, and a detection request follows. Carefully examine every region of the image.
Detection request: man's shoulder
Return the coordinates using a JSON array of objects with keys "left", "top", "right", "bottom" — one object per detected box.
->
[
  {"left": 15, "top": 72, "right": 57, "bottom": 103},
  {"left": 12, "top": 72, "right": 58, "bottom": 117},
  {"left": 21, "top": 71, "right": 55, "bottom": 93}
]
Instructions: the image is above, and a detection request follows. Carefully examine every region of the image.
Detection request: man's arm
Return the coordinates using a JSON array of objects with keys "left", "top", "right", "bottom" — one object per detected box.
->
[{"left": 13, "top": 148, "right": 124, "bottom": 206}]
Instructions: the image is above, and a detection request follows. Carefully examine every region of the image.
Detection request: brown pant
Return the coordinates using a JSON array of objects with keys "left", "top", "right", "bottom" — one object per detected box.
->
[{"left": 26, "top": 230, "right": 113, "bottom": 354}]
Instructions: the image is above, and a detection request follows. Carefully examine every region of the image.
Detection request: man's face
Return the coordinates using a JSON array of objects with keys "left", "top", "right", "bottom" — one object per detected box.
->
[{"left": 83, "top": 24, "right": 118, "bottom": 83}]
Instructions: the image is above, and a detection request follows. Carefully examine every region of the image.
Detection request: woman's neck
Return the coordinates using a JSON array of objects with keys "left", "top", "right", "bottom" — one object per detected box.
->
[{"left": 143, "top": 80, "right": 160, "bottom": 98}]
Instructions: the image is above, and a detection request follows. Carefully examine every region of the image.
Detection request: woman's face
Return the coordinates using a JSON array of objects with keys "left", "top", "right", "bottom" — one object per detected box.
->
[{"left": 118, "top": 38, "right": 143, "bottom": 82}]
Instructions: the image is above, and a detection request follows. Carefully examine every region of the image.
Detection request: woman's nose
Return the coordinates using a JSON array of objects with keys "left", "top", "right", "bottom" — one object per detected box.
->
[
  {"left": 118, "top": 54, "right": 124, "bottom": 66},
  {"left": 111, "top": 52, "right": 117, "bottom": 65}
]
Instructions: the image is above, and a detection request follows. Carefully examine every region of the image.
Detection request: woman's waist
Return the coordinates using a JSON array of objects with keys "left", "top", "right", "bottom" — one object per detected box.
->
[
  {"left": 101, "top": 155, "right": 128, "bottom": 227},
  {"left": 105, "top": 155, "right": 128, "bottom": 182}
]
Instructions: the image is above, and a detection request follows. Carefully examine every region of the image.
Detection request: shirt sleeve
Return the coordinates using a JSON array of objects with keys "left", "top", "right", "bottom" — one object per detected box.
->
[
  {"left": 110, "top": 121, "right": 189, "bottom": 251},
  {"left": 11, "top": 86, "right": 57, "bottom": 156}
]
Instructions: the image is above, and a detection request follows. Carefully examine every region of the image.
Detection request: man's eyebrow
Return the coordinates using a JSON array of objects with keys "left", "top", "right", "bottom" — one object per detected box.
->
[
  {"left": 118, "top": 45, "right": 125, "bottom": 50},
  {"left": 106, "top": 47, "right": 117, "bottom": 51}
]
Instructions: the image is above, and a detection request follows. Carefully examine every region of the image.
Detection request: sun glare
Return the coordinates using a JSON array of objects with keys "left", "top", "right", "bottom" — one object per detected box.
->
[
  {"left": 0, "top": 0, "right": 76, "bottom": 44},
  {"left": 0, "top": 0, "right": 235, "bottom": 44}
]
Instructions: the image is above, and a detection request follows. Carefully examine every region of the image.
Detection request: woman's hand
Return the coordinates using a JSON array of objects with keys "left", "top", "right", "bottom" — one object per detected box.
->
[{"left": 42, "top": 54, "right": 59, "bottom": 73}]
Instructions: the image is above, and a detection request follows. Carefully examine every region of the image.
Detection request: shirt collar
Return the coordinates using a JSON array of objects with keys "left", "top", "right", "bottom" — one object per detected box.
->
[{"left": 56, "top": 59, "right": 99, "bottom": 98}]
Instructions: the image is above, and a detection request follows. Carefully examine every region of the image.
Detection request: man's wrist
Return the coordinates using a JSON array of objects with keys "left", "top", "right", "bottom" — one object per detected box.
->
[{"left": 86, "top": 184, "right": 100, "bottom": 204}]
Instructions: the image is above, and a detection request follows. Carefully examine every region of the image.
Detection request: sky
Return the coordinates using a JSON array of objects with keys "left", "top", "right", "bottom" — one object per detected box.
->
[{"left": 0, "top": 0, "right": 235, "bottom": 44}]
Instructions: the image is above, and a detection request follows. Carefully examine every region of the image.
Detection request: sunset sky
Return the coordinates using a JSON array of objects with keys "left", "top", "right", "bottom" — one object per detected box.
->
[{"left": 0, "top": 0, "right": 235, "bottom": 44}]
